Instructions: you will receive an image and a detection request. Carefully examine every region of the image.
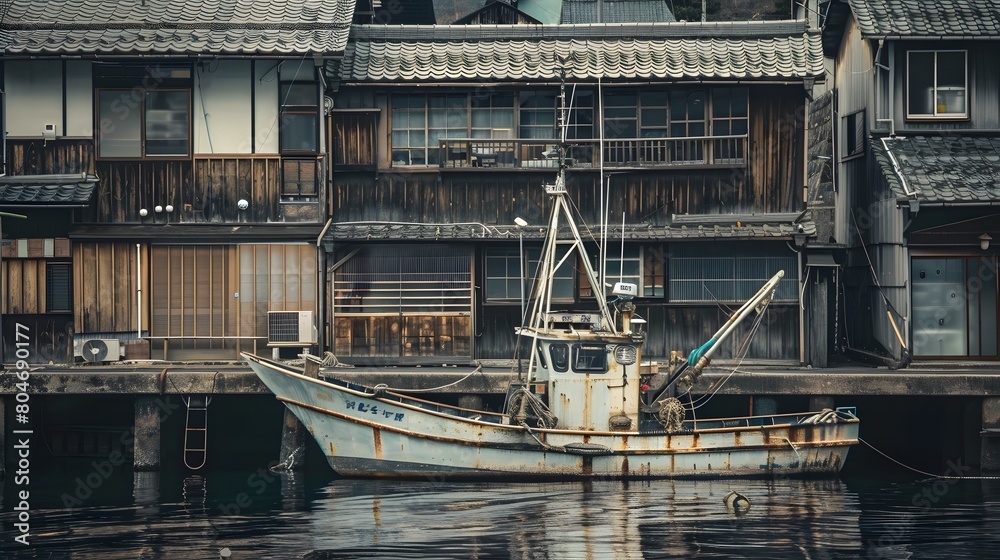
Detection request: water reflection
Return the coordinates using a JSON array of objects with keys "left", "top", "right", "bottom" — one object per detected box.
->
[
  {"left": 5, "top": 475, "right": 1000, "bottom": 558},
  {"left": 303, "top": 478, "right": 864, "bottom": 559}
]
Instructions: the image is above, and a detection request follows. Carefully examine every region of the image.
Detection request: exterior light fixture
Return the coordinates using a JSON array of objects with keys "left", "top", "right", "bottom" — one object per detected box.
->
[
  {"left": 154, "top": 205, "right": 163, "bottom": 213},
  {"left": 980, "top": 233, "right": 992, "bottom": 251},
  {"left": 139, "top": 208, "right": 148, "bottom": 217},
  {"left": 165, "top": 204, "right": 174, "bottom": 213}
]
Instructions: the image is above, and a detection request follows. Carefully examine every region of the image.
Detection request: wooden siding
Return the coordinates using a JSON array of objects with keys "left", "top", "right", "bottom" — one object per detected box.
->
[
  {"left": 475, "top": 303, "right": 799, "bottom": 361},
  {"left": 6, "top": 139, "right": 96, "bottom": 175},
  {"left": 748, "top": 87, "right": 805, "bottom": 214},
  {"left": 1, "top": 258, "right": 46, "bottom": 314},
  {"left": 334, "top": 162, "right": 796, "bottom": 227},
  {"left": 1, "top": 314, "right": 73, "bottom": 364},
  {"left": 76, "top": 155, "right": 313, "bottom": 223},
  {"left": 330, "top": 111, "right": 378, "bottom": 169},
  {"left": 73, "top": 242, "right": 149, "bottom": 333}
]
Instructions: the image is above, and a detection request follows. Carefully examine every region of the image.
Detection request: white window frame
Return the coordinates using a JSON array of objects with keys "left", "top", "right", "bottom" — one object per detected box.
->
[{"left": 906, "top": 50, "right": 968, "bottom": 120}]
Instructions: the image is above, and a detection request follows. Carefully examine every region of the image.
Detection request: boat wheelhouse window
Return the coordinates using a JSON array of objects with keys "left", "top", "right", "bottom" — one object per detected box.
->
[
  {"left": 549, "top": 343, "right": 569, "bottom": 372},
  {"left": 668, "top": 243, "right": 798, "bottom": 303},
  {"left": 573, "top": 344, "right": 608, "bottom": 373}
]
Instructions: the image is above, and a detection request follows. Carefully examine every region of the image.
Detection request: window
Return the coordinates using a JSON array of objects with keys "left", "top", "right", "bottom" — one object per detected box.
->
[
  {"left": 97, "top": 89, "right": 191, "bottom": 158},
  {"left": 281, "top": 159, "right": 319, "bottom": 197},
  {"left": 644, "top": 247, "right": 665, "bottom": 298},
  {"left": 46, "top": 263, "right": 72, "bottom": 313},
  {"left": 527, "top": 247, "right": 575, "bottom": 301},
  {"left": 471, "top": 94, "right": 515, "bottom": 139},
  {"left": 518, "top": 92, "right": 557, "bottom": 139},
  {"left": 668, "top": 244, "right": 798, "bottom": 303},
  {"left": 573, "top": 344, "right": 608, "bottom": 373},
  {"left": 711, "top": 88, "right": 748, "bottom": 161},
  {"left": 280, "top": 82, "right": 319, "bottom": 153},
  {"left": 603, "top": 91, "right": 638, "bottom": 139},
  {"left": 549, "top": 343, "right": 569, "bottom": 372},
  {"left": 332, "top": 245, "right": 472, "bottom": 359},
  {"left": 485, "top": 248, "right": 524, "bottom": 301},
  {"left": 907, "top": 50, "right": 967, "bottom": 119},
  {"left": 845, "top": 110, "right": 865, "bottom": 157},
  {"left": 670, "top": 90, "right": 706, "bottom": 161},
  {"left": 639, "top": 91, "right": 669, "bottom": 138}
]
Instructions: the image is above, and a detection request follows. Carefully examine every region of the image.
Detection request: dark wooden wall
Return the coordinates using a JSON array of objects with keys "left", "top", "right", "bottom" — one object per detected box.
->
[
  {"left": 5, "top": 140, "right": 314, "bottom": 224},
  {"left": 475, "top": 302, "right": 800, "bottom": 361},
  {"left": 333, "top": 164, "right": 800, "bottom": 227},
  {"left": 6, "top": 139, "right": 96, "bottom": 175},
  {"left": 330, "top": 111, "right": 378, "bottom": 170},
  {"left": 73, "top": 242, "right": 148, "bottom": 334}
]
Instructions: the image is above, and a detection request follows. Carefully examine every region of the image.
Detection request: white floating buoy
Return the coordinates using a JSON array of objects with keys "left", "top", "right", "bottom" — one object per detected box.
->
[
  {"left": 220, "top": 548, "right": 232, "bottom": 559},
  {"left": 723, "top": 490, "right": 751, "bottom": 512}
]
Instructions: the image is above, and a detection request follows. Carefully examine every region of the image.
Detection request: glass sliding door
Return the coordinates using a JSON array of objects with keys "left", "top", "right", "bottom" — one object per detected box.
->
[{"left": 911, "top": 257, "right": 998, "bottom": 358}]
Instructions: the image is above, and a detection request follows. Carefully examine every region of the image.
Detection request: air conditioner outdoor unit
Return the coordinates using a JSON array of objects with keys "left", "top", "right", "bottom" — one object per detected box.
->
[
  {"left": 268, "top": 311, "right": 317, "bottom": 346},
  {"left": 74, "top": 338, "right": 122, "bottom": 363}
]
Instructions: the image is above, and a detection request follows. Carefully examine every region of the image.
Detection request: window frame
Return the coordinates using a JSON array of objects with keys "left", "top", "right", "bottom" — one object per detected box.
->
[
  {"left": 96, "top": 87, "right": 192, "bottom": 160},
  {"left": 845, "top": 110, "right": 866, "bottom": 158},
  {"left": 484, "top": 248, "right": 524, "bottom": 303},
  {"left": 279, "top": 81, "right": 321, "bottom": 154},
  {"left": 46, "top": 262, "right": 73, "bottom": 313},
  {"left": 905, "top": 49, "right": 968, "bottom": 120},
  {"left": 668, "top": 244, "right": 799, "bottom": 303}
]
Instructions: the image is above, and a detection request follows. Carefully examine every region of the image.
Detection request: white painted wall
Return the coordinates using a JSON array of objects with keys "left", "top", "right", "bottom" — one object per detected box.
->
[
  {"left": 254, "top": 61, "right": 281, "bottom": 154},
  {"left": 193, "top": 60, "right": 253, "bottom": 154},
  {"left": 65, "top": 61, "right": 94, "bottom": 137},
  {"left": 5, "top": 60, "right": 63, "bottom": 137}
]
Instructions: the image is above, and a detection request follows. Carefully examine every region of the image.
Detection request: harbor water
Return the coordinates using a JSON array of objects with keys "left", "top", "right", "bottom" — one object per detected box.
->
[{"left": 4, "top": 460, "right": 1000, "bottom": 559}]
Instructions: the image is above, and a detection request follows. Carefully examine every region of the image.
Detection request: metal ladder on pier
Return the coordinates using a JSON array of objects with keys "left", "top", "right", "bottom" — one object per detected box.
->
[{"left": 182, "top": 395, "right": 211, "bottom": 470}]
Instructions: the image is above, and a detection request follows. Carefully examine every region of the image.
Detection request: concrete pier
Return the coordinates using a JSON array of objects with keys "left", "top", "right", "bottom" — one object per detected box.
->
[
  {"left": 982, "top": 397, "right": 1000, "bottom": 472},
  {"left": 809, "top": 396, "right": 836, "bottom": 411},
  {"left": 751, "top": 396, "right": 778, "bottom": 416},
  {"left": 277, "top": 409, "right": 306, "bottom": 471},
  {"left": 133, "top": 397, "right": 161, "bottom": 471}
]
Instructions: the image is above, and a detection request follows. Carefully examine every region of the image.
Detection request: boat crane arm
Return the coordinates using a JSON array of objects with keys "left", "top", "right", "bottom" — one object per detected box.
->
[
  {"left": 686, "top": 270, "right": 784, "bottom": 373},
  {"left": 646, "top": 270, "right": 784, "bottom": 399}
]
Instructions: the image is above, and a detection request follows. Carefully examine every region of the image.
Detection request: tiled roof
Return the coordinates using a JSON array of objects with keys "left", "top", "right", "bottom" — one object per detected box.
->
[
  {"left": 0, "top": 174, "right": 99, "bottom": 205},
  {"left": 561, "top": 0, "right": 676, "bottom": 23},
  {"left": 873, "top": 136, "right": 1000, "bottom": 203},
  {"left": 323, "top": 215, "right": 814, "bottom": 242},
  {"left": 342, "top": 22, "right": 824, "bottom": 82},
  {"left": 0, "top": 0, "right": 355, "bottom": 55},
  {"left": 846, "top": 0, "right": 1000, "bottom": 38}
]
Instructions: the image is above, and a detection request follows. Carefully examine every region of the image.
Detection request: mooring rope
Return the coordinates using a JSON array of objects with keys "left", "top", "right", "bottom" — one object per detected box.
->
[
  {"left": 859, "top": 437, "right": 1000, "bottom": 480},
  {"left": 368, "top": 365, "right": 484, "bottom": 394}
]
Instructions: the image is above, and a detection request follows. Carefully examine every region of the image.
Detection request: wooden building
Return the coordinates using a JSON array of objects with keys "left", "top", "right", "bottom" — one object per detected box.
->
[
  {"left": 0, "top": 0, "right": 356, "bottom": 362},
  {"left": 823, "top": 0, "right": 1000, "bottom": 365},
  {"left": 325, "top": 11, "right": 831, "bottom": 366}
]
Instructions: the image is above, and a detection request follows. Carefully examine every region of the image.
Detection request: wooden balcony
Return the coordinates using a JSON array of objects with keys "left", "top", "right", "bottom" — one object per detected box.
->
[{"left": 438, "top": 136, "right": 747, "bottom": 170}]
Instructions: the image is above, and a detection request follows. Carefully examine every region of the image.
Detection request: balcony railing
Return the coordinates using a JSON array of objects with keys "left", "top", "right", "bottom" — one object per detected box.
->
[{"left": 438, "top": 136, "right": 747, "bottom": 170}]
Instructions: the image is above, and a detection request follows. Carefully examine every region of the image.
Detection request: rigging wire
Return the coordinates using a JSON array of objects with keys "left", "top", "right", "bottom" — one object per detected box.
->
[{"left": 683, "top": 299, "right": 770, "bottom": 411}]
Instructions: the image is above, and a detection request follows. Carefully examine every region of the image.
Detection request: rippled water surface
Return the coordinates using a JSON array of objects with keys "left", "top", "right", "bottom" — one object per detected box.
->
[{"left": 4, "top": 468, "right": 1000, "bottom": 559}]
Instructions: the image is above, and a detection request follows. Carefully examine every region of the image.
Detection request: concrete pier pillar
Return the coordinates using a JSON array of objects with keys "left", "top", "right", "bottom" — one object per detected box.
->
[
  {"left": 134, "top": 397, "right": 161, "bottom": 471},
  {"left": 458, "top": 395, "right": 483, "bottom": 410},
  {"left": 751, "top": 396, "right": 778, "bottom": 417},
  {"left": 277, "top": 408, "right": 306, "bottom": 471},
  {"left": 809, "top": 396, "right": 835, "bottom": 411},
  {"left": 981, "top": 397, "right": 1000, "bottom": 472}
]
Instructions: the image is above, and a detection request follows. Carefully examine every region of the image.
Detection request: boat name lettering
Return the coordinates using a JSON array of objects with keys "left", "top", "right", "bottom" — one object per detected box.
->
[{"left": 345, "top": 400, "right": 404, "bottom": 421}]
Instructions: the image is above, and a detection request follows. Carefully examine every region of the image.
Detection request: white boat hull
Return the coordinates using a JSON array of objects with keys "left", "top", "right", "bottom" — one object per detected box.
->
[{"left": 245, "top": 354, "right": 859, "bottom": 480}]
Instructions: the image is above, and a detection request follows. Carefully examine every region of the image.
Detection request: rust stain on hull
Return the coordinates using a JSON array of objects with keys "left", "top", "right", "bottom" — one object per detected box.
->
[{"left": 373, "top": 427, "right": 382, "bottom": 460}]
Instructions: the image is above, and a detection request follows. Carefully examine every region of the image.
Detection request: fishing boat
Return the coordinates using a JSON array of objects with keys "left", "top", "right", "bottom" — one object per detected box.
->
[{"left": 243, "top": 171, "right": 859, "bottom": 479}]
